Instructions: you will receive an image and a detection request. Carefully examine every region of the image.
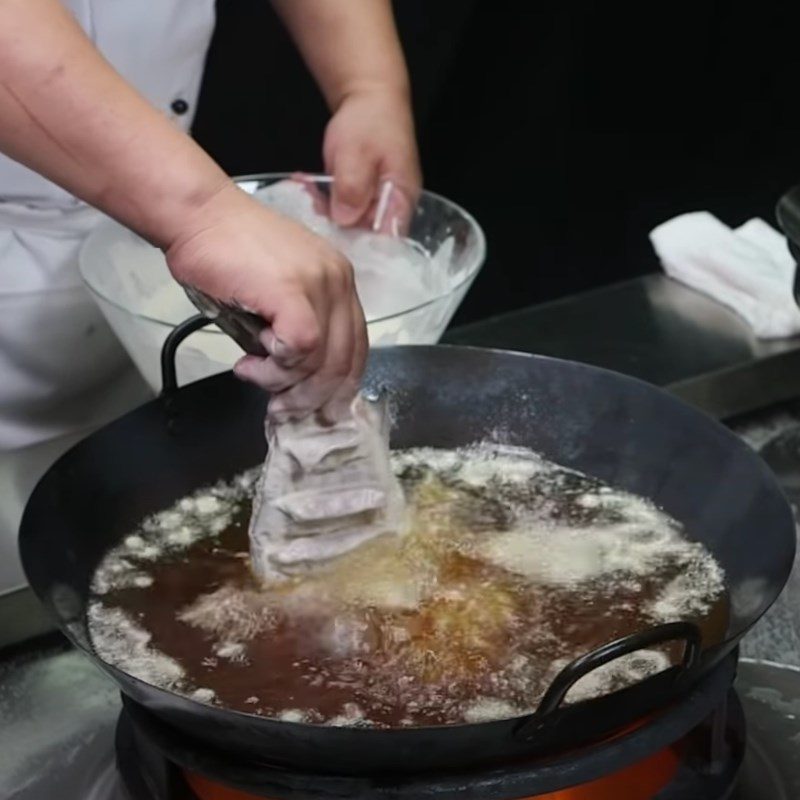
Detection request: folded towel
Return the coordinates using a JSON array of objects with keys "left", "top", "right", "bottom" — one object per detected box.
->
[{"left": 649, "top": 211, "right": 800, "bottom": 339}]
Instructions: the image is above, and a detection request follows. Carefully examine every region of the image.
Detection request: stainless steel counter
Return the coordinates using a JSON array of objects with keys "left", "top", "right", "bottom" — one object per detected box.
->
[
  {"left": 445, "top": 274, "right": 800, "bottom": 419},
  {"left": 3, "top": 639, "right": 800, "bottom": 800}
]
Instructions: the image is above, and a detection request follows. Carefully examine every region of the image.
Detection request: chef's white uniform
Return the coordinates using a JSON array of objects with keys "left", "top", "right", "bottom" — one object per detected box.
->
[{"left": 0, "top": 0, "right": 216, "bottom": 593}]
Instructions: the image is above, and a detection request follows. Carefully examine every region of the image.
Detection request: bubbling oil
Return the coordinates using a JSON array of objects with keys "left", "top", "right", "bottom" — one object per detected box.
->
[{"left": 88, "top": 445, "right": 728, "bottom": 727}]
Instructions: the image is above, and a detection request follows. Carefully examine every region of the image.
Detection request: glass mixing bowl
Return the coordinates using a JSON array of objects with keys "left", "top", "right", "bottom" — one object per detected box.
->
[{"left": 80, "top": 173, "right": 486, "bottom": 391}]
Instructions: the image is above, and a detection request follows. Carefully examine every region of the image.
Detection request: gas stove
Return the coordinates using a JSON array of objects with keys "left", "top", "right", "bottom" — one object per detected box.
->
[
  {"left": 115, "top": 658, "right": 743, "bottom": 799},
  {"left": 2, "top": 641, "right": 800, "bottom": 800}
]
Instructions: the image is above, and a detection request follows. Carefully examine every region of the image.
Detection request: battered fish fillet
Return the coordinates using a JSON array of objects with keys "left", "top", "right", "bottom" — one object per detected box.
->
[{"left": 249, "top": 394, "right": 406, "bottom": 581}]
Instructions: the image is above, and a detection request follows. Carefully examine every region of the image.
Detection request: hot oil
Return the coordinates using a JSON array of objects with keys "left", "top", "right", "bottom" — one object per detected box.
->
[{"left": 92, "top": 447, "right": 730, "bottom": 727}]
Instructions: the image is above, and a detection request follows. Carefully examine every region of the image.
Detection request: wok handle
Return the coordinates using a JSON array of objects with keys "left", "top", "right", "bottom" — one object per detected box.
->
[
  {"left": 182, "top": 286, "right": 269, "bottom": 357},
  {"left": 160, "top": 291, "right": 270, "bottom": 394},
  {"left": 160, "top": 314, "right": 216, "bottom": 394},
  {"left": 514, "top": 620, "right": 702, "bottom": 740}
]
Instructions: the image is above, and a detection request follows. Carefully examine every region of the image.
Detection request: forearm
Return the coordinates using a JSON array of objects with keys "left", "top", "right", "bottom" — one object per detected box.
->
[
  {"left": 270, "top": 0, "right": 410, "bottom": 110},
  {"left": 0, "top": 0, "right": 228, "bottom": 248}
]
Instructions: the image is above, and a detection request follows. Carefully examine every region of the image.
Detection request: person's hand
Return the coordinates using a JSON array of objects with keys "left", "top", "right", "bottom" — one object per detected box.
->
[
  {"left": 323, "top": 86, "right": 421, "bottom": 234},
  {"left": 164, "top": 182, "right": 367, "bottom": 420}
]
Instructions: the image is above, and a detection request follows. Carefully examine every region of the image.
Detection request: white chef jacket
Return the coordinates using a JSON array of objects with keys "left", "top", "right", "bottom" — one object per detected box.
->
[{"left": 0, "top": 0, "right": 216, "bottom": 450}]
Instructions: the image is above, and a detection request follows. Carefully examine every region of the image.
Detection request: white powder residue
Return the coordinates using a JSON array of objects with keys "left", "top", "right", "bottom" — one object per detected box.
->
[
  {"left": 479, "top": 489, "right": 725, "bottom": 625},
  {"left": 648, "top": 558, "right": 726, "bottom": 622},
  {"left": 166, "top": 527, "right": 197, "bottom": 547},
  {"left": 88, "top": 603, "right": 184, "bottom": 688},
  {"left": 463, "top": 698, "right": 521, "bottom": 723},
  {"left": 214, "top": 641, "right": 247, "bottom": 662},
  {"left": 574, "top": 490, "right": 666, "bottom": 525},
  {"left": 193, "top": 495, "right": 223, "bottom": 515},
  {"left": 391, "top": 443, "right": 547, "bottom": 487},
  {"left": 137, "top": 483, "right": 243, "bottom": 552},
  {"left": 278, "top": 708, "right": 308, "bottom": 723},
  {"left": 325, "top": 702, "right": 370, "bottom": 728},
  {"left": 480, "top": 520, "right": 682, "bottom": 586},
  {"left": 457, "top": 448, "right": 546, "bottom": 487},
  {"left": 178, "top": 584, "right": 278, "bottom": 641},
  {"left": 92, "top": 558, "right": 148, "bottom": 595},
  {"left": 561, "top": 650, "right": 672, "bottom": 705},
  {"left": 391, "top": 447, "right": 463, "bottom": 474},
  {"left": 124, "top": 535, "right": 145, "bottom": 550},
  {"left": 91, "top": 469, "right": 258, "bottom": 598},
  {"left": 190, "top": 688, "right": 216, "bottom": 704}
]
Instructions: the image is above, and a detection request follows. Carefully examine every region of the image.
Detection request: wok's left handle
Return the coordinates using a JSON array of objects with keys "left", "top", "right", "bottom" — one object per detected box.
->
[
  {"left": 182, "top": 287, "right": 268, "bottom": 357},
  {"left": 160, "top": 289, "right": 269, "bottom": 395},
  {"left": 160, "top": 314, "right": 215, "bottom": 394},
  {"left": 513, "top": 620, "right": 702, "bottom": 740}
]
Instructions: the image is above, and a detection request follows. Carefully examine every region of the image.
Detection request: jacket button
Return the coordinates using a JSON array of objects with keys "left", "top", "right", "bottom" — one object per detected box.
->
[{"left": 171, "top": 98, "right": 189, "bottom": 116}]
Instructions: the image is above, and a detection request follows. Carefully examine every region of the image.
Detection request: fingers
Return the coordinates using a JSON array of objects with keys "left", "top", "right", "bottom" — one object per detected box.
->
[
  {"left": 232, "top": 292, "right": 322, "bottom": 390},
  {"left": 232, "top": 239, "right": 366, "bottom": 419},
  {"left": 268, "top": 292, "right": 357, "bottom": 421},
  {"left": 268, "top": 257, "right": 363, "bottom": 420},
  {"left": 234, "top": 354, "right": 309, "bottom": 394},
  {"left": 322, "top": 293, "right": 369, "bottom": 421},
  {"left": 266, "top": 291, "right": 325, "bottom": 367},
  {"left": 330, "top": 147, "right": 379, "bottom": 227},
  {"left": 243, "top": 294, "right": 367, "bottom": 416},
  {"left": 349, "top": 293, "right": 369, "bottom": 385}
]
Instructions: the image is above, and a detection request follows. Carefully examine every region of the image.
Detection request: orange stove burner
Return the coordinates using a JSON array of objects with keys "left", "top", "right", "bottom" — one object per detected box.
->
[{"left": 184, "top": 742, "right": 681, "bottom": 800}]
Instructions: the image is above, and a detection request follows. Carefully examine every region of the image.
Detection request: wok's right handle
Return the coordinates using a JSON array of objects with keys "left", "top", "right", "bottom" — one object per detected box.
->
[{"left": 514, "top": 620, "right": 702, "bottom": 740}]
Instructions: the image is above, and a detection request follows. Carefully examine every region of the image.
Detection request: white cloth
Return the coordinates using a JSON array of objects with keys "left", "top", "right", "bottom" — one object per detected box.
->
[
  {"left": 649, "top": 212, "right": 800, "bottom": 339},
  {"left": 0, "top": 0, "right": 216, "bottom": 449},
  {"left": 249, "top": 395, "right": 406, "bottom": 582}
]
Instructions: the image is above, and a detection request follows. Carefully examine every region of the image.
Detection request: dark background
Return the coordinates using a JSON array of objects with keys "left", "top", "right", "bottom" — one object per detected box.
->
[{"left": 193, "top": 1, "right": 800, "bottom": 325}]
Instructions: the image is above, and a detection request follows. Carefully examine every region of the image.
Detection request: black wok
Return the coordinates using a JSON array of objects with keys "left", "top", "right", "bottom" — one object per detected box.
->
[{"left": 19, "top": 332, "right": 795, "bottom": 774}]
